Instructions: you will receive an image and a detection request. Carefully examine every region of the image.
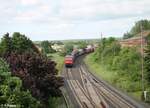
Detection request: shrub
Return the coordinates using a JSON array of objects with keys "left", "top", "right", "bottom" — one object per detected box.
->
[
  {"left": 0, "top": 58, "right": 41, "bottom": 108},
  {"left": 5, "top": 52, "right": 64, "bottom": 105}
]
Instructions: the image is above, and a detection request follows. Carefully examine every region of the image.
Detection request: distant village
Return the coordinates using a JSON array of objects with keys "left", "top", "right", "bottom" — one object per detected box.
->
[{"left": 34, "top": 30, "right": 150, "bottom": 53}]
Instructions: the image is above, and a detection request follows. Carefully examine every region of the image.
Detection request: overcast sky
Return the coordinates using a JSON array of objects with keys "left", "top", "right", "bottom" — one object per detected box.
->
[{"left": 0, "top": 0, "right": 150, "bottom": 40}]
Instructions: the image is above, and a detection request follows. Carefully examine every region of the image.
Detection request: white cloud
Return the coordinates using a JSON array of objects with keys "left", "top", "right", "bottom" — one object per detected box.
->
[
  {"left": 59, "top": 0, "right": 150, "bottom": 21},
  {"left": 0, "top": 0, "right": 150, "bottom": 40},
  {"left": 14, "top": 5, "right": 53, "bottom": 23},
  {"left": 19, "top": 0, "right": 40, "bottom": 6},
  {"left": 4, "top": 0, "right": 150, "bottom": 24}
]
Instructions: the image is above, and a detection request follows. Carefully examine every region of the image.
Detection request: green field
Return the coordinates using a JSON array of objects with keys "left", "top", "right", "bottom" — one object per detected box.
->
[
  {"left": 84, "top": 53, "right": 142, "bottom": 100},
  {"left": 47, "top": 53, "right": 64, "bottom": 74}
]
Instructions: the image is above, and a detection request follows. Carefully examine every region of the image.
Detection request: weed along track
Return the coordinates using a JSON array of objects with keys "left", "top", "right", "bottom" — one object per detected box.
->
[{"left": 63, "top": 55, "right": 146, "bottom": 108}]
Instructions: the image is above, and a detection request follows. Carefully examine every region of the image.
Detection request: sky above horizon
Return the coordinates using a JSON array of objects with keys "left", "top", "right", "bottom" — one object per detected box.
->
[{"left": 0, "top": 0, "right": 150, "bottom": 41}]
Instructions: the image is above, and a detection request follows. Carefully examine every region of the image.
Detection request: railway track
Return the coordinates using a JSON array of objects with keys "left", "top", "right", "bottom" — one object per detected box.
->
[
  {"left": 64, "top": 66, "right": 108, "bottom": 107},
  {"left": 80, "top": 65, "right": 135, "bottom": 108},
  {"left": 78, "top": 66, "right": 108, "bottom": 108},
  {"left": 81, "top": 60, "right": 146, "bottom": 108},
  {"left": 65, "top": 68, "right": 96, "bottom": 108},
  {"left": 63, "top": 56, "right": 147, "bottom": 108}
]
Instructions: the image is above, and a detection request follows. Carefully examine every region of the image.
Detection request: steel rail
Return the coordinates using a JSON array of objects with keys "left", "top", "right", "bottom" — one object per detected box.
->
[
  {"left": 81, "top": 61, "right": 145, "bottom": 108},
  {"left": 65, "top": 68, "right": 94, "bottom": 108},
  {"left": 79, "top": 65, "right": 109, "bottom": 108}
]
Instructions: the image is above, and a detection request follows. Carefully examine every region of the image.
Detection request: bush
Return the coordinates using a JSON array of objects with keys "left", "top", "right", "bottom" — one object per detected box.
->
[
  {"left": 0, "top": 58, "right": 41, "bottom": 108},
  {"left": 0, "top": 33, "right": 64, "bottom": 107},
  {"left": 94, "top": 37, "right": 142, "bottom": 92},
  {"left": 5, "top": 52, "right": 64, "bottom": 105}
]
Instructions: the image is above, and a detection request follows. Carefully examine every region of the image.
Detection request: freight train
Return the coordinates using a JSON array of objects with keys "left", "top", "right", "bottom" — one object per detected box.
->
[{"left": 64, "top": 47, "right": 94, "bottom": 67}]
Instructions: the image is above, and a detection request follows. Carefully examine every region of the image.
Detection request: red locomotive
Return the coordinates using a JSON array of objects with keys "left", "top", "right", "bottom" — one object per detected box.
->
[
  {"left": 64, "top": 55, "right": 74, "bottom": 67},
  {"left": 64, "top": 46, "right": 95, "bottom": 67}
]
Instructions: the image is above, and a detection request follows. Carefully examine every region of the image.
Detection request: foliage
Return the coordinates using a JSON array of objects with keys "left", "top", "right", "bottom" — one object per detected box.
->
[
  {"left": 112, "top": 48, "right": 141, "bottom": 81},
  {"left": 12, "top": 32, "right": 31, "bottom": 53},
  {"left": 48, "top": 96, "right": 66, "bottom": 108},
  {"left": 144, "top": 36, "right": 150, "bottom": 102},
  {"left": 58, "top": 50, "right": 66, "bottom": 56},
  {"left": 123, "top": 19, "right": 150, "bottom": 39},
  {"left": 50, "top": 41, "right": 64, "bottom": 45},
  {"left": 41, "top": 41, "right": 56, "bottom": 54},
  {"left": 77, "top": 41, "right": 88, "bottom": 49},
  {"left": 145, "top": 39, "right": 150, "bottom": 83},
  {"left": 0, "top": 32, "right": 40, "bottom": 56},
  {"left": 64, "top": 43, "right": 74, "bottom": 54},
  {"left": 91, "top": 37, "right": 142, "bottom": 92},
  {"left": 5, "top": 52, "right": 64, "bottom": 105},
  {"left": 0, "top": 33, "right": 12, "bottom": 56},
  {"left": 60, "top": 41, "right": 87, "bottom": 56},
  {"left": 0, "top": 58, "right": 41, "bottom": 107},
  {"left": 123, "top": 32, "right": 134, "bottom": 39},
  {"left": 0, "top": 32, "right": 64, "bottom": 107},
  {"left": 131, "top": 20, "right": 150, "bottom": 35}
]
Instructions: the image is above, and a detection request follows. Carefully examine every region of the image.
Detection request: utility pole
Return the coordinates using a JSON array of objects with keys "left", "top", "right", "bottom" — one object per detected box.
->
[
  {"left": 101, "top": 33, "right": 103, "bottom": 64},
  {"left": 140, "top": 24, "right": 145, "bottom": 98}
]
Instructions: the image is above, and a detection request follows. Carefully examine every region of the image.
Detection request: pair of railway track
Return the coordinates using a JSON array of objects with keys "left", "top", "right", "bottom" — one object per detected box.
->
[
  {"left": 65, "top": 68, "right": 104, "bottom": 108},
  {"left": 63, "top": 56, "right": 146, "bottom": 108}
]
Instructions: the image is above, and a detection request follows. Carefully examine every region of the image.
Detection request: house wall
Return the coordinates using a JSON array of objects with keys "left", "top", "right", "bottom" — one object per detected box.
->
[{"left": 119, "top": 38, "right": 146, "bottom": 47}]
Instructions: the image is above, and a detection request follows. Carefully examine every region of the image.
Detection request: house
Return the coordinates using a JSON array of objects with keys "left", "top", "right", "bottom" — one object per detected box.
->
[
  {"left": 51, "top": 44, "right": 64, "bottom": 52},
  {"left": 119, "top": 30, "right": 150, "bottom": 47}
]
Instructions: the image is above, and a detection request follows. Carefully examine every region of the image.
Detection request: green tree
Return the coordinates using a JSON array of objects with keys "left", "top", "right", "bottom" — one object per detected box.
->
[
  {"left": 123, "top": 32, "right": 134, "bottom": 39},
  {"left": 97, "top": 37, "right": 116, "bottom": 60},
  {"left": 145, "top": 39, "right": 150, "bottom": 83},
  {"left": 93, "top": 37, "right": 142, "bottom": 92},
  {"left": 0, "top": 58, "right": 41, "bottom": 108},
  {"left": 5, "top": 52, "right": 63, "bottom": 107},
  {"left": 12, "top": 32, "right": 39, "bottom": 54},
  {"left": 0, "top": 33, "right": 63, "bottom": 107},
  {"left": 131, "top": 20, "right": 150, "bottom": 35},
  {"left": 0, "top": 32, "right": 40, "bottom": 55},
  {"left": 0, "top": 33, "right": 12, "bottom": 56},
  {"left": 77, "top": 41, "right": 88, "bottom": 49},
  {"left": 41, "top": 41, "right": 55, "bottom": 54},
  {"left": 64, "top": 43, "right": 74, "bottom": 54},
  {"left": 123, "top": 19, "right": 150, "bottom": 39}
]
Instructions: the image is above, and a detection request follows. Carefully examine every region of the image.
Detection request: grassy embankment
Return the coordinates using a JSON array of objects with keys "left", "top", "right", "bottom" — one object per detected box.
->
[
  {"left": 85, "top": 53, "right": 142, "bottom": 100},
  {"left": 47, "top": 53, "right": 67, "bottom": 108},
  {"left": 47, "top": 53, "right": 64, "bottom": 74}
]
